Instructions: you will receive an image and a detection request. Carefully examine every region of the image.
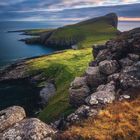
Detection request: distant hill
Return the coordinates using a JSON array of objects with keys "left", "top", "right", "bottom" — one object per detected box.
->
[{"left": 24, "top": 13, "right": 119, "bottom": 49}]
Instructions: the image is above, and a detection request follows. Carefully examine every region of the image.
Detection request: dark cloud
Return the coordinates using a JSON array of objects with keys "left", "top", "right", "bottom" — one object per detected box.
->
[{"left": 0, "top": 0, "right": 140, "bottom": 21}]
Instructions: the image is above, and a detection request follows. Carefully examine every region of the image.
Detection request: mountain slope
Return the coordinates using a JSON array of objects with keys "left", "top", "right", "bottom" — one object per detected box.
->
[{"left": 25, "top": 13, "right": 118, "bottom": 49}]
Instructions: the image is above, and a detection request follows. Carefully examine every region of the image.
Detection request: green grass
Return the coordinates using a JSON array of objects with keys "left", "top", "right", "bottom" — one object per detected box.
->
[{"left": 25, "top": 48, "right": 93, "bottom": 122}]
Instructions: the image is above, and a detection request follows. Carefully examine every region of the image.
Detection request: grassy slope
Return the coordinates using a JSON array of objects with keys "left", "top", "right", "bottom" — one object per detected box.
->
[
  {"left": 25, "top": 20, "right": 118, "bottom": 48},
  {"left": 26, "top": 48, "right": 92, "bottom": 122},
  {"left": 22, "top": 17, "right": 118, "bottom": 122},
  {"left": 42, "top": 21, "right": 118, "bottom": 48}
]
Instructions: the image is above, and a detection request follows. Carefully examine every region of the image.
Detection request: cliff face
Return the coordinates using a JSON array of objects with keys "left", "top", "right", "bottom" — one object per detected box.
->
[
  {"left": 77, "top": 13, "right": 118, "bottom": 28},
  {"left": 24, "top": 13, "right": 118, "bottom": 49}
]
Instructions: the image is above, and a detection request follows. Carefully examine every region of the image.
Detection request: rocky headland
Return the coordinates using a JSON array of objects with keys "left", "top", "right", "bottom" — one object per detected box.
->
[
  {"left": 0, "top": 27, "right": 140, "bottom": 139},
  {"left": 22, "top": 13, "right": 118, "bottom": 49}
]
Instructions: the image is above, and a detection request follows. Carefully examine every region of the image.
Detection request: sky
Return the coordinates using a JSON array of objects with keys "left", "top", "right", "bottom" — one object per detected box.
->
[{"left": 0, "top": 0, "right": 140, "bottom": 22}]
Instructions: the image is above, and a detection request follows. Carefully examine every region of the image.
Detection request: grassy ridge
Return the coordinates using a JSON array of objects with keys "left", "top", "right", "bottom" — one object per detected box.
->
[
  {"left": 24, "top": 14, "right": 118, "bottom": 49},
  {"left": 26, "top": 48, "right": 93, "bottom": 122},
  {"left": 42, "top": 21, "right": 117, "bottom": 48}
]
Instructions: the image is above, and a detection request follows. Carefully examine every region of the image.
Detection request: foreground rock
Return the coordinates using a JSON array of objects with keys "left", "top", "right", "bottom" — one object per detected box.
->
[
  {"left": 0, "top": 106, "right": 26, "bottom": 133},
  {"left": 0, "top": 106, "right": 55, "bottom": 140},
  {"left": 1, "top": 118, "right": 55, "bottom": 140}
]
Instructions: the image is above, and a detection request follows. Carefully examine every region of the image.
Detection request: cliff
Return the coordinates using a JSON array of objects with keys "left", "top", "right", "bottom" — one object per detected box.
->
[{"left": 24, "top": 13, "right": 118, "bottom": 49}]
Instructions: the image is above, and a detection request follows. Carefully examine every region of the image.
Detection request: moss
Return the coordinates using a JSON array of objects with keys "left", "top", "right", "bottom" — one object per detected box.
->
[{"left": 25, "top": 48, "right": 92, "bottom": 122}]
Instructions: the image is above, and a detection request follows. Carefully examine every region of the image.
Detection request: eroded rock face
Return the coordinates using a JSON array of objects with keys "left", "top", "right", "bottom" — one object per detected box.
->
[
  {"left": 0, "top": 118, "right": 55, "bottom": 140},
  {"left": 40, "top": 83, "right": 56, "bottom": 105},
  {"left": 0, "top": 106, "right": 26, "bottom": 133}
]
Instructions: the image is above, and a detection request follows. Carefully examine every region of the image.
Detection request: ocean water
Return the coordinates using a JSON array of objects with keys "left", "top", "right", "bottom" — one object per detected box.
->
[
  {"left": 118, "top": 21, "right": 140, "bottom": 31},
  {"left": 0, "top": 21, "right": 68, "bottom": 68}
]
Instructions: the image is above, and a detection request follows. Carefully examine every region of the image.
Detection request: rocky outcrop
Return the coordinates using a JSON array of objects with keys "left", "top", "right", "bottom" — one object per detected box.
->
[
  {"left": 68, "top": 27, "right": 140, "bottom": 125},
  {"left": 0, "top": 106, "right": 56, "bottom": 140},
  {"left": 78, "top": 13, "right": 118, "bottom": 28}
]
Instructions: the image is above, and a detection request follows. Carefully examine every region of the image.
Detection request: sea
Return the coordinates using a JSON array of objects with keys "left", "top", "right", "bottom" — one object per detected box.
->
[{"left": 0, "top": 20, "right": 140, "bottom": 116}]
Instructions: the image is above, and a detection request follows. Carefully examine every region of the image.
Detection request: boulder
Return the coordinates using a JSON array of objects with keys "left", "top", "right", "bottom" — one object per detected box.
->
[
  {"left": 119, "top": 95, "right": 130, "bottom": 101},
  {"left": 69, "top": 86, "right": 90, "bottom": 107},
  {"left": 85, "top": 90, "right": 115, "bottom": 106},
  {"left": 92, "top": 45, "right": 107, "bottom": 58},
  {"left": 70, "top": 77, "right": 87, "bottom": 89},
  {"left": 0, "top": 118, "right": 55, "bottom": 140},
  {"left": 86, "top": 82, "right": 116, "bottom": 106},
  {"left": 40, "top": 83, "right": 56, "bottom": 105},
  {"left": 85, "top": 67, "right": 106, "bottom": 88},
  {"left": 96, "top": 81, "right": 116, "bottom": 92},
  {"left": 106, "top": 40, "right": 129, "bottom": 60},
  {"left": 107, "top": 73, "right": 120, "bottom": 82},
  {"left": 119, "top": 57, "right": 133, "bottom": 67},
  {"left": 128, "top": 53, "right": 139, "bottom": 61},
  {"left": 96, "top": 49, "right": 111, "bottom": 62},
  {"left": 69, "top": 77, "right": 90, "bottom": 107},
  {"left": 67, "top": 105, "right": 97, "bottom": 123},
  {"left": 119, "top": 61, "right": 140, "bottom": 89},
  {"left": 99, "top": 60, "right": 119, "bottom": 75},
  {"left": 0, "top": 106, "right": 26, "bottom": 133}
]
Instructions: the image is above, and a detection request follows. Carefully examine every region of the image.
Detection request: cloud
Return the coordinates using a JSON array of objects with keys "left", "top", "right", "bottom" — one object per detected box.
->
[
  {"left": 119, "top": 16, "right": 140, "bottom": 21},
  {"left": 0, "top": 0, "right": 140, "bottom": 21}
]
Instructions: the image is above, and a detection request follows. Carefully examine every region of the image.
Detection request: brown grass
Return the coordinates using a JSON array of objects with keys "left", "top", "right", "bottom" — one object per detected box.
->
[{"left": 57, "top": 95, "right": 140, "bottom": 140}]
